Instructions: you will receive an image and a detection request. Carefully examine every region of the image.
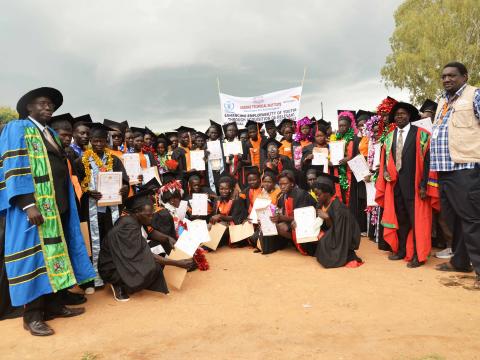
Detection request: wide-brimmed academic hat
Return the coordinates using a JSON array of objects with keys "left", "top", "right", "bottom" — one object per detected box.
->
[
  {"left": 419, "top": 99, "right": 438, "bottom": 113},
  {"left": 305, "top": 165, "right": 325, "bottom": 176},
  {"left": 245, "top": 120, "right": 263, "bottom": 130},
  {"left": 388, "top": 102, "right": 420, "bottom": 123},
  {"left": 16, "top": 87, "right": 63, "bottom": 119},
  {"left": 310, "top": 116, "right": 317, "bottom": 122},
  {"left": 175, "top": 126, "right": 196, "bottom": 135},
  {"left": 140, "top": 177, "right": 162, "bottom": 192},
  {"left": 156, "top": 133, "right": 172, "bottom": 147},
  {"left": 86, "top": 122, "right": 115, "bottom": 139},
  {"left": 262, "top": 138, "right": 283, "bottom": 151},
  {"left": 104, "top": 119, "right": 128, "bottom": 134},
  {"left": 262, "top": 166, "right": 278, "bottom": 180},
  {"left": 244, "top": 165, "right": 261, "bottom": 178},
  {"left": 356, "top": 110, "right": 374, "bottom": 123},
  {"left": 73, "top": 114, "right": 93, "bottom": 129},
  {"left": 49, "top": 113, "right": 75, "bottom": 130}
]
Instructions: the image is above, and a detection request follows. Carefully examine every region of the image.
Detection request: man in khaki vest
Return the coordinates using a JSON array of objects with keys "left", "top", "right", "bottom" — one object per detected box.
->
[{"left": 432, "top": 62, "right": 480, "bottom": 289}]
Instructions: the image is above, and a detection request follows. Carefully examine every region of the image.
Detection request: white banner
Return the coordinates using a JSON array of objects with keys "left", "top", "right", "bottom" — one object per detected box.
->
[{"left": 219, "top": 86, "right": 302, "bottom": 126}]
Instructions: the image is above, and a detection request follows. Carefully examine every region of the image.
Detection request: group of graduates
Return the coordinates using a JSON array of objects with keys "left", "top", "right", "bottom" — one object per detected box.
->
[{"left": 1, "top": 62, "right": 479, "bottom": 337}]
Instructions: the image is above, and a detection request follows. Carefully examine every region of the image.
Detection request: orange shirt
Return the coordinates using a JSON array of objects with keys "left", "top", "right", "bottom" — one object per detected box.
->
[
  {"left": 359, "top": 136, "right": 369, "bottom": 157},
  {"left": 279, "top": 140, "right": 293, "bottom": 159}
]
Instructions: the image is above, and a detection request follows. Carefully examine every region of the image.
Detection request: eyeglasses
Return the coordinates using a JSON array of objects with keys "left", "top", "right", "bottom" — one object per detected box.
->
[{"left": 32, "top": 100, "right": 56, "bottom": 109}]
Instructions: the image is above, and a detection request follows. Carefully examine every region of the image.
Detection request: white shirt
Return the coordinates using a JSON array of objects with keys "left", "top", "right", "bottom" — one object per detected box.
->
[
  {"left": 395, "top": 123, "right": 410, "bottom": 146},
  {"left": 28, "top": 116, "right": 46, "bottom": 132}
]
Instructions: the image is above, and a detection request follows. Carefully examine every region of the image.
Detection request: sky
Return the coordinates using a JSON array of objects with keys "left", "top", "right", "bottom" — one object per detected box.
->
[{"left": 1, "top": 0, "right": 409, "bottom": 131}]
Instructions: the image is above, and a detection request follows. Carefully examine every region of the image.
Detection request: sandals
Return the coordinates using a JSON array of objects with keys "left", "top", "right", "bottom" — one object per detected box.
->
[{"left": 435, "top": 262, "right": 473, "bottom": 273}]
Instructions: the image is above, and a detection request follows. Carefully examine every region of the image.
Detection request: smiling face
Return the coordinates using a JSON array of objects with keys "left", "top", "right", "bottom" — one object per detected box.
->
[
  {"left": 169, "top": 135, "right": 178, "bottom": 149},
  {"left": 26, "top": 96, "right": 55, "bottom": 124},
  {"left": 394, "top": 108, "right": 410, "bottom": 129},
  {"left": 156, "top": 141, "right": 167, "bottom": 155},
  {"left": 189, "top": 177, "right": 201, "bottom": 193},
  {"left": 219, "top": 181, "right": 232, "bottom": 199},
  {"left": 247, "top": 173, "right": 261, "bottom": 189},
  {"left": 144, "top": 133, "right": 153, "bottom": 146},
  {"left": 179, "top": 133, "right": 190, "bottom": 147}
]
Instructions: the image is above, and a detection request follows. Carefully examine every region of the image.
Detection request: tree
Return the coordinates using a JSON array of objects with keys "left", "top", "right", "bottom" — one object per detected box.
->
[
  {"left": 381, "top": 0, "right": 480, "bottom": 105},
  {"left": 0, "top": 106, "right": 18, "bottom": 124}
]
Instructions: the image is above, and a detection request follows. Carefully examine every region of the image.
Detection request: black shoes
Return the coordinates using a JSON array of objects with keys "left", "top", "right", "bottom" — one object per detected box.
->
[
  {"left": 44, "top": 306, "right": 86, "bottom": 321},
  {"left": 388, "top": 254, "right": 404, "bottom": 261},
  {"left": 24, "top": 320, "right": 54, "bottom": 336},
  {"left": 407, "top": 259, "right": 425, "bottom": 268},
  {"left": 59, "top": 291, "right": 87, "bottom": 306},
  {"left": 110, "top": 284, "right": 130, "bottom": 302}
]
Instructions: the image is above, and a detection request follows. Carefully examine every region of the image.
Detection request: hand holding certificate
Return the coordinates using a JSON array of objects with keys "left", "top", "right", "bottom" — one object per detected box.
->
[
  {"left": 329, "top": 141, "right": 345, "bottom": 166},
  {"left": 190, "top": 150, "right": 206, "bottom": 171},
  {"left": 207, "top": 140, "right": 223, "bottom": 160},
  {"left": 123, "top": 153, "right": 142, "bottom": 184},
  {"left": 223, "top": 140, "right": 243, "bottom": 157},
  {"left": 97, "top": 172, "right": 123, "bottom": 207},
  {"left": 294, "top": 206, "right": 319, "bottom": 243},
  {"left": 312, "top": 147, "right": 329, "bottom": 171},
  {"left": 191, "top": 193, "right": 208, "bottom": 216},
  {"left": 347, "top": 154, "right": 371, "bottom": 182}
]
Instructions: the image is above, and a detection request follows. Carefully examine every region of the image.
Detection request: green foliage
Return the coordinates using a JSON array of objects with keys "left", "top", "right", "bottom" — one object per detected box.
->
[
  {"left": 381, "top": 0, "right": 480, "bottom": 105},
  {"left": 0, "top": 106, "right": 18, "bottom": 124}
]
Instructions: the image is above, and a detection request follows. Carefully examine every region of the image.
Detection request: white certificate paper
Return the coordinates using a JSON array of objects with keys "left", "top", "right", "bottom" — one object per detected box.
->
[
  {"left": 256, "top": 206, "right": 278, "bottom": 236},
  {"left": 223, "top": 140, "right": 243, "bottom": 157},
  {"left": 207, "top": 140, "right": 223, "bottom": 160},
  {"left": 347, "top": 154, "right": 371, "bottom": 182},
  {"left": 97, "top": 172, "right": 123, "bottom": 207},
  {"left": 190, "top": 150, "right": 206, "bottom": 171},
  {"left": 294, "top": 206, "right": 318, "bottom": 243},
  {"left": 248, "top": 197, "right": 271, "bottom": 224},
  {"left": 188, "top": 220, "right": 210, "bottom": 246},
  {"left": 174, "top": 230, "right": 199, "bottom": 257},
  {"left": 366, "top": 181, "right": 378, "bottom": 206},
  {"left": 142, "top": 166, "right": 160, "bottom": 185},
  {"left": 412, "top": 118, "right": 433, "bottom": 134},
  {"left": 329, "top": 141, "right": 345, "bottom": 166},
  {"left": 312, "top": 147, "right": 329, "bottom": 171},
  {"left": 191, "top": 193, "right": 208, "bottom": 216},
  {"left": 373, "top": 143, "right": 382, "bottom": 169},
  {"left": 177, "top": 200, "right": 188, "bottom": 221},
  {"left": 122, "top": 153, "right": 142, "bottom": 184}
]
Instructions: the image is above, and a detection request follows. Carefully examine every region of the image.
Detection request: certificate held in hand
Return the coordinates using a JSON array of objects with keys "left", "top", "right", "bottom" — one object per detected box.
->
[
  {"left": 97, "top": 171, "right": 123, "bottom": 207},
  {"left": 122, "top": 153, "right": 142, "bottom": 185},
  {"left": 190, "top": 150, "right": 206, "bottom": 171},
  {"left": 329, "top": 141, "right": 345, "bottom": 166}
]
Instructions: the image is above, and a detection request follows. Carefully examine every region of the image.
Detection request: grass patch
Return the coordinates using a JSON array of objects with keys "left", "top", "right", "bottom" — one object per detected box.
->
[{"left": 81, "top": 352, "right": 98, "bottom": 360}]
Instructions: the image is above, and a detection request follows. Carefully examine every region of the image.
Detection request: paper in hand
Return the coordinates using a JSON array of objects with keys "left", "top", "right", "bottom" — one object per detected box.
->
[
  {"left": 347, "top": 154, "right": 371, "bottom": 182},
  {"left": 191, "top": 193, "right": 208, "bottom": 216},
  {"left": 190, "top": 150, "right": 206, "bottom": 171},
  {"left": 329, "top": 141, "right": 345, "bottom": 166}
]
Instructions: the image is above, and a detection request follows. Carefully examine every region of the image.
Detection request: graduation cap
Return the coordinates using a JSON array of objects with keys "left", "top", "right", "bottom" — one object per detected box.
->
[
  {"left": 238, "top": 128, "right": 249, "bottom": 138},
  {"left": 165, "top": 131, "right": 178, "bottom": 139},
  {"left": 310, "top": 116, "right": 317, "bottom": 122},
  {"left": 314, "top": 173, "right": 339, "bottom": 193},
  {"left": 140, "top": 177, "right": 161, "bottom": 192},
  {"left": 262, "top": 138, "right": 283, "bottom": 151},
  {"left": 222, "top": 122, "right": 238, "bottom": 135},
  {"left": 276, "top": 118, "right": 294, "bottom": 132},
  {"left": 16, "top": 87, "right": 63, "bottom": 119},
  {"left": 49, "top": 113, "right": 75, "bottom": 131},
  {"left": 245, "top": 120, "right": 263, "bottom": 130},
  {"left": 73, "top": 114, "right": 93, "bottom": 129},
  {"left": 124, "top": 190, "right": 154, "bottom": 212},
  {"left": 130, "top": 127, "right": 146, "bottom": 138},
  {"left": 388, "top": 102, "right": 420, "bottom": 123},
  {"left": 208, "top": 119, "right": 222, "bottom": 134},
  {"left": 306, "top": 165, "right": 325, "bottom": 176},
  {"left": 104, "top": 119, "right": 128, "bottom": 134},
  {"left": 262, "top": 166, "right": 278, "bottom": 180},
  {"left": 419, "top": 99, "right": 438, "bottom": 113},
  {"left": 264, "top": 120, "right": 276, "bottom": 129},
  {"left": 86, "top": 122, "right": 115, "bottom": 139},
  {"left": 185, "top": 170, "right": 202, "bottom": 183},
  {"left": 156, "top": 133, "right": 172, "bottom": 147},
  {"left": 161, "top": 171, "right": 178, "bottom": 185},
  {"left": 144, "top": 126, "right": 157, "bottom": 137},
  {"left": 175, "top": 126, "right": 196, "bottom": 135},
  {"left": 194, "top": 131, "right": 208, "bottom": 141},
  {"left": 356, "top": 110, "right": 374, "bottom": 123},
  {"left": 244, "top": 165, "right": 260, "bottom": 177},
  {"left": 122, "top": 120, "right": 130, "bottom": 129}
]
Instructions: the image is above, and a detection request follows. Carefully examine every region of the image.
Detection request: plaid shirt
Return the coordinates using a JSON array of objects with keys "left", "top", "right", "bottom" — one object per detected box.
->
[{"left": 430, "top": 84, "right": 480, "bottom": 171}]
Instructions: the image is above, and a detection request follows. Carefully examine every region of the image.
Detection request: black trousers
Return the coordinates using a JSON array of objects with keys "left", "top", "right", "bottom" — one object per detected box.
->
[
  {"left": 393, "top": 185, "right": 415, "bottom": 258},
  {"left": 23, "top": 212, "right": 70, "bottom": 323},
  {"left": 438, "top": 168, "right": 480, "bottom": 274}
]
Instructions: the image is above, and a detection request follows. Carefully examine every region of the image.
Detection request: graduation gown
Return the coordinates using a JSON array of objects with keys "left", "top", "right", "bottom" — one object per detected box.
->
[
  {"left": 315, "top": 198, "right": 361, "bottom": 268},
  {"left": 213, "top": 198, "right": 247, "bottom": 247},
  {"left": 98, "top": 215, "right": 168, "bottom": 294},
  {"left": 183, "top": 188, "right": 215, "bottom": 222}
]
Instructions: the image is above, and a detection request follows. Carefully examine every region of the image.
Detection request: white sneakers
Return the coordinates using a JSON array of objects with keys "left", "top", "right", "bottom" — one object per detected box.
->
[
  {"left": 84, "top": 287, "right": 95, "bottom": 295},
  {"left": 435, "top": 247, "right": 453, "bottom": 259}
]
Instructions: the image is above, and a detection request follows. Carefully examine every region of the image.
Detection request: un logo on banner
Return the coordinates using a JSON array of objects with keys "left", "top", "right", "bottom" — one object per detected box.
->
[{"left": 224, "top": 101, "right": 235, "bottom": 113}]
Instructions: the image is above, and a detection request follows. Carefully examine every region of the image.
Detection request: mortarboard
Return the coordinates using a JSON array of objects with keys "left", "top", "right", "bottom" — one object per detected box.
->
[
  {"left": 124, "top": 190, "right": 154, "bottom": 212},
  {"left": 316, "top": 173, "right": 339, "bottom": 188},
  {"left": 161, "top": 171, "right": 178, "bottom": 185},
  {"left": 356, "top": 110, "right": 374, "bottom": 123},
  {"left": 156, "top": 133, "right": 172, "bottom": 147},
  {"left": 245, "top": 120, "right": 263, "bottom": 130},
  {"left": 130, "top": 127, "right": 146, "bottom": 137},
  {"left": 262, "top": 166, "right": 278, "bottom": 180},
  {"left": 419, "top": 99, "right": 438, "bottom": 113},
  {"left": 264, "top": 120, "right": 276, "bottom": 129},
  {"left": 222, "top": 122, "right": 238, "bottom": 136},
  {"left": 49, "top": 113, "right": 75, "bottom": 130},
  {"left": 175, "top": 126, "right": 196, "bottom": 135},
  {"left": 262, "top": 138, "right": 283, "bottom": 151},
  {"left": 276, "top": 118, "right": 294, "bottom": 132},
  {"left": 244, "top": 165, "right": 260, "bottom": 177},
  {"left": 104, "top": 119, "right": 128, "bottom": 134},
  {"left": 86, "top": 122, "right": 115, "bottom": 139}
]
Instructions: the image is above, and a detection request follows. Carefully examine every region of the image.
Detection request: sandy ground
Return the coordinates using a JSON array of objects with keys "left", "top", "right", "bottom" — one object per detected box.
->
[{"left": 1, "top": 239, "right": 480, "bottom": 360}]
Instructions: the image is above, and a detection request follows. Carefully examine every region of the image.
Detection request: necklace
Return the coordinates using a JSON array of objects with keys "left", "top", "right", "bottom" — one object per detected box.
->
[{"left": 80, "top": 148, "right": 114, "bottom": 192}]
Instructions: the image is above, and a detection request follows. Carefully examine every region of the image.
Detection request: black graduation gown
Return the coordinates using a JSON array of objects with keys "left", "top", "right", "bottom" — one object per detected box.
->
[
  {"left": 98, "top": 216, "right": 168, "bottom": 294},
  {"left": 348, "top": 137, "right": 367, "bottom": 232},
  {"left": 315, "top": 198, "right": 362, "bottom": 268},
  {"left": 152, "top": 209, "right": 177, "bottom": 239},
  {"left": 222, "top": 139, "right": 250, "bottom": 189},
  {"left": 213, "top": 198, "right": 248, "bottom": 247}
]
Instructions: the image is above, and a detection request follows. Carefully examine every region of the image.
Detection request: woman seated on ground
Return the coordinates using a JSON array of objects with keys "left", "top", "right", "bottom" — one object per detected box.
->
[
  {"left": 312, "top": 175, "right": 363, "bottom": 268},
  {"left": 271, "top": 170, "right": 317, "bottom": 256},
  {"left": 98, "top": 189, "right": 194, "bottom": 302},
  {"left": 210, "top": 176, "right": 247, "bottom": 247}
]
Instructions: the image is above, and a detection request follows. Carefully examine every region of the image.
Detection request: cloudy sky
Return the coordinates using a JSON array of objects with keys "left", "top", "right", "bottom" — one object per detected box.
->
[{"left": 1, "top": 0, "right": 409, "bottom": 131}]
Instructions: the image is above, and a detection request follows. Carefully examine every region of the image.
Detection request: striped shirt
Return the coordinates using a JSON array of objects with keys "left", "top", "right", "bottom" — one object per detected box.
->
[{"left": 430, "top": 84, "right": 480, "bottom": 171}]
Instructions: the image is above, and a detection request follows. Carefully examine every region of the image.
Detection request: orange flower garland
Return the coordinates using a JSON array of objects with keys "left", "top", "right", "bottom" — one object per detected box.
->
[{"left": 80, "top": 148, "right": 114, "bottom": 192}]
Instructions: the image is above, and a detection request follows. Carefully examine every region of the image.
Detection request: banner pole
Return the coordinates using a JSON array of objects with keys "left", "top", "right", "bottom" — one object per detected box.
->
[
  {"left": 217, "top": 76, "right": 221, "bottom": 94},
  {"left": 301, "top": 67, "right": 307, "bottom": 87}
]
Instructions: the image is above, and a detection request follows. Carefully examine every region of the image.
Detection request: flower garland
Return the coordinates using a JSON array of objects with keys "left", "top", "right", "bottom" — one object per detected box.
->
[
  {"left": 293, "top": 117, "right": 314, "bottom": 142},
  {"left": 80, "top": 148, "right": 114, "bottom": 192},
  {"left": 335, "top": 128, "right": 354, "bottom": 190},
  {"left": 376, "top": 96, "right": 398, "bottom": 116}
]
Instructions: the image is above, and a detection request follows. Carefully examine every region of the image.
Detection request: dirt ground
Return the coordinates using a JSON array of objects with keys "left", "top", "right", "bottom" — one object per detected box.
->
[{"left": 1, "top": 239, "right": 479, "bottom": 360}]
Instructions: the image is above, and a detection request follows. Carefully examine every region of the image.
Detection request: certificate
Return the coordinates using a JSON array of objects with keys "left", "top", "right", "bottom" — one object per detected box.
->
[
  {"left": 190, "top": 193, "right": 208, "bottom": 216},
  {"left": 190, "top": 150, "right": 206, "bottom": 171},
  {"left": 163, "top": 248, "right": 191, "bottom": 290},
  {"left": 312, "top": 147, "right": 329, "bottom": 171},
  {"left": 248, "top": 197, "right": 271, "bottom": 224},
  {"left": 223, "top": 140, "right": 243, "bottom": 157},
  {"left": 347, "top": 154, "right": 371, "bottom": 182},
  {"left": 412, "top": 118, "right": 433, "bottom": 134},
  {"left": 207, "top": 140, "right": 223, "bottom": 160},
  {"left": 229, "top": 222, "right": 255, "bottom": 243},
  {"left": 174, "top": 230, "right": 199, "bottom": 257},
  {"left": 122, "top": 153, "right": 142, "bottom": 184},
  {"left": 256, "top": 206, "right": 278, "bottom": 236},
  {"left": 329, "top": 141, "right": 345, "bottom": 166},
  {"left": 142, "top": 166, "right": 161, "bottom": 185},
  {"left": 177, "top": 200, "right": 188, "bottom": 221},
  {"left": 294, "top": 206, "right": 318, "bottom": 243},
  {"left": 96, "top": 172, "right": 122, "bottom": 207},
  {"left": 366, "top": 181, "right": 378, "bottom": 206},
  {"left": 188, "top": 219, "right": 210, "bottom": 245},
  {"left": 203, "top": 222, "right": 227, "bottom": 251}
]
